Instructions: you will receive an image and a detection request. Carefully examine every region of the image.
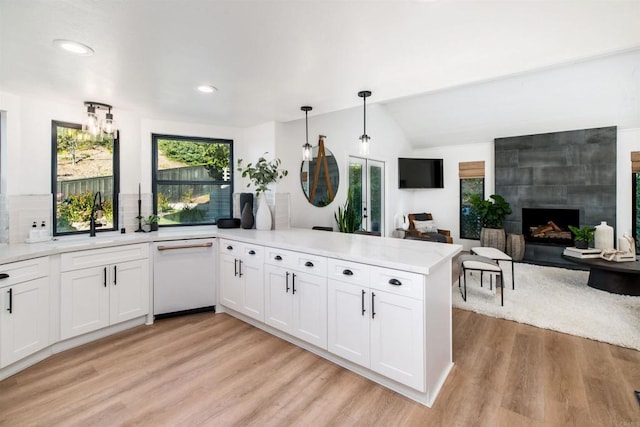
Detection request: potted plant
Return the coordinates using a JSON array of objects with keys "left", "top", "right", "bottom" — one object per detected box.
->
[
  {"left": 237, "top": 155, "right": 288, "bottom": 230},
  {"left": 144, "top": 215, "right": 159, "bottom": 232},
  {"left": 470, "top": 194, "right": 512, "bottom": 251},
  {"left": 334, "top": 190, "right": 361, "bottom": 233},
  {"left": 568, "top": 225, "right": 595, "bottom": 249}
]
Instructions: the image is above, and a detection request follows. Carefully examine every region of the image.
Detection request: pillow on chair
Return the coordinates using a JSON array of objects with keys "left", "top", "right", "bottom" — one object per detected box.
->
[{"left": 413, "top": 219, "right": 437, "bottom": 233}]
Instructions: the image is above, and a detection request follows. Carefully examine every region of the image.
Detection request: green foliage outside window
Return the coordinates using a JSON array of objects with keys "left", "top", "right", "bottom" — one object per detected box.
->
[
  {"left": 460, "top": 178, "right": 484, "bottom": 239},
  {"left": 57, "top": 191, "right": 113, "bottom": 231},
  {"left": 158, "top": 139, "right": 230, "bottom": 180}
]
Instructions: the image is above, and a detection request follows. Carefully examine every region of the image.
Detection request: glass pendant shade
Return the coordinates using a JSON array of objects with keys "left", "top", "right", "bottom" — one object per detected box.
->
[
  {"left": 359, "top": 134, "right": 370, "bottom": 156},
  {"left": 302, "top": 143, "right": 312, "bottom": 161}
]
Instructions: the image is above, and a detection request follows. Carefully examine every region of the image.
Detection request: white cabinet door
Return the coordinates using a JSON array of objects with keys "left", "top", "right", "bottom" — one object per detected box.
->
[
  {"left": 370, "top": 289, "right": 425, "bottom": 391},
  {"left": 219, "top": 253, "right": 242, "bottom": 310},
  {"left": 240, "top": 257, "right": 264, "bottom": 322},
  {"left": 291, "top": 271, "right": 327, "bottom": 349},
  {"left": 327, "top": 280, "right": 370, "bottom": 366},
  {"left": 0, "top": 277, "right": 50, "bottom": 367},
  {"left": 110, "top": 259, "right": 149, "bottom": 324},
  {"left": 60, "top": 266, "right": 110, "bottom": 340},
  {"left": 264, "top": 264, "right": 293, "bottom": 334}
]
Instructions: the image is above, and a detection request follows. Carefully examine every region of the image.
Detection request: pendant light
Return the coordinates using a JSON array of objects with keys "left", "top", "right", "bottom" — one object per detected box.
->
[
  {"left": 83, "top": 101, "right": 117, "bottom": 140},
  {"left": 358, "top": 91, "right": 371, "bottom": 156},
  {"left": 301, "top": 106, "right": 313, "bottom": 161}
]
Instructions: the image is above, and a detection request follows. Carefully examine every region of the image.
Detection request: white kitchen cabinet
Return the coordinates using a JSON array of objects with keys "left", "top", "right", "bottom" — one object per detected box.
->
[
  {"left": 327, "top": 258, "right": 425, "bottom": 391},
  {"left": 264, "top": 248, "right": 327, "bottom": 349},
  {"left": 219, "top": 239, "right": 264, "bottom": 322},
  {"left": 0, "top": 257, "right": 50, "bottom": 367},
  {"left": 60, "top": 244, "right": 149, "bottom": 340}
]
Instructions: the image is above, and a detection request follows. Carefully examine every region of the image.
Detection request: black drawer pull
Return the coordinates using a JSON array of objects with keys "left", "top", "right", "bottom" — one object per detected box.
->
[
  {"left": 248, "top": 250, "right": 256, "bottom": 255},
  {"left": 226, "top": 245, "right": 233, "bottom": 250},
  {"left": 388, "top": 278, "right": 402, "bottom": 286},
  {"left": 0, "top": 273, "right": 9, "bottom": 280},
  {"left": 274, "top": 255, "right": 282, "bottom": 261},
  {"left": 342, "top": 269, "right": 353, "bottom": 276},
  {"left": 7, "top": 288, "right": 12, "bottom": 314},
  {"left": 305, "top": 261, "right": 314, "bottom": 267}
]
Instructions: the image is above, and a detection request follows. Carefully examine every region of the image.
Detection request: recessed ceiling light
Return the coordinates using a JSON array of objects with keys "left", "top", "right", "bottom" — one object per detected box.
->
[
  {"left": 52, "top": 39, "right": 94, "bottom": 56},
  {"left": 197, "top": 85, "right": 217, "bottom": 93}
]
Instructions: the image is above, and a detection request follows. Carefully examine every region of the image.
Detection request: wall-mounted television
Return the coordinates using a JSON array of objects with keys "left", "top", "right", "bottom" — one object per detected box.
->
[{"left": 398, "top": 158, "right": 444, "bottom": 189}]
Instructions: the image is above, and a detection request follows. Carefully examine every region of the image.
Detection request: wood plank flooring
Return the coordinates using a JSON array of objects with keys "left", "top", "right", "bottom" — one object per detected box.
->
[{"left": 1, "top": 309, "right": 639, "bottom": 426}]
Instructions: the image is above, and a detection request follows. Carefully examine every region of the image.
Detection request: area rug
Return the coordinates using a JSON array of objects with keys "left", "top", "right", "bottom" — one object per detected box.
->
[{"left": 452, "top": 262, "right": 640, "bottom": 350}]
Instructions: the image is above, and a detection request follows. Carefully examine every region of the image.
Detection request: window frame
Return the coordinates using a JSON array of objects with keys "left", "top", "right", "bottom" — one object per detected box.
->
[
  {"left": 151, "top": 133, "right": 234, "bottom": 227},
  {"left": 51, "top": 120, "right": 120, "bottom": 237}
]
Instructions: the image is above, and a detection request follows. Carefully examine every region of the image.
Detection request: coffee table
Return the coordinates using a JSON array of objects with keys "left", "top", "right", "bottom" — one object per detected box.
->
[{"left": 561, "top": 255, "right": 640, "bottom": 296}]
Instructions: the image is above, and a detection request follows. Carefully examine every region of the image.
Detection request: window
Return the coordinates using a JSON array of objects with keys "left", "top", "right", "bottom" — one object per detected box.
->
[
  {"left": 634, "top": 172, "right": 639, "bottom": 254},
  {"left": 52, "top": 121, "right": 119, "bottom": 236},
  {"left": 349, "top": 156, "right": 385, "bottom": 235},
  {"left": 460, "top": 178, "right": 484, "bottom": 239},
  {"left": 152, "top": 134, "right": 233, "bottom": 226}
]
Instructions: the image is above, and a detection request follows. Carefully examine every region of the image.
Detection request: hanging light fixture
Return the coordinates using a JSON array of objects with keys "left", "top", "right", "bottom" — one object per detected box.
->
[
  {"left": 83, "top": 101, "right": 117, "bottom": 139},
  {"left": 301, "top": 106, "right": 313, "bottom": 161},
  {"left": 358, "top": 90, "right": 371, "bottom": 156}
]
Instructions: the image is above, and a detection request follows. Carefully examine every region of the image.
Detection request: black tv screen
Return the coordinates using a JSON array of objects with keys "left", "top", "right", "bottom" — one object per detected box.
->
[{"left": 398, "top": 158, "right": 444, "bottom": 189}]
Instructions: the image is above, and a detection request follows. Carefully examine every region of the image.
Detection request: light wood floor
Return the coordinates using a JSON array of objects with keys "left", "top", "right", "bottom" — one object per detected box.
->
[{"left": 1, "top": 309, "right": 638, "bottom": 426}]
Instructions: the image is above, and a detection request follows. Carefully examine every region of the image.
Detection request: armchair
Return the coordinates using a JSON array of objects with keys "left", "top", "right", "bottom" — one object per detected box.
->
[{"left": 404, "top": 213, "right": 453, "bottom": 244}]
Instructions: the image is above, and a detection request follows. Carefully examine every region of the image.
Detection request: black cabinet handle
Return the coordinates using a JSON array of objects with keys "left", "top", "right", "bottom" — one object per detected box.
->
[
  {"left": 371, "top": 292, "right": 376, "bottom": 319},
  {"left": 113, "top": 265, "right": 117, "bottom": 285},
  {"left": 305, "top": 261, "right": 314, "bottom": 268},
  {"left": 227, "top": 245, "right": 233, "bottom": 250},
  {"left": 234, "top": 258, "right": 238, "bottom": 276},
  {"left": 0, "top": 273, "right": 9, "bottom": 280},
  {"left": 7, "top": 288, "right": 12, "bottom": 313},
  {"left": 343, "top": 269, "right": 353, "bottom": 276},
  {"left": 103, "top": 267, "right": 107, "bottom": 287},
  {"left": 388, "top": 278, "right": 402, "bottom": 286},
  {"left": 361, "top": 289, "right": 366, "bottom": 316},
  {"left": 248, "top": 250, "right": 256, "bottom": 255},
  {"left": 286, "top": 272, "right": 290, "bottom": 293},
  {"left": 238, "top": 260, "right": 243, "bottom": 278},
  {"left": 292, "top": 273, "right": 296, "bottom": 294},
  {"left": 274, "top": 255, "right": 282, "bottom": 261}
]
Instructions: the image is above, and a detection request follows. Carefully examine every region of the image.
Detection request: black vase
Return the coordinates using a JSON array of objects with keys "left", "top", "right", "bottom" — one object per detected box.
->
[{"left": 241, "top": 202, "right": 254, "bottom": 229}]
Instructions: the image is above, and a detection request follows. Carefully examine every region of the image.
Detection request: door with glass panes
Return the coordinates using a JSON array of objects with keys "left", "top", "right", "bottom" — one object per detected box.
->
[{"left": 349, "top": 157, "right": 385, "bottom": 235}]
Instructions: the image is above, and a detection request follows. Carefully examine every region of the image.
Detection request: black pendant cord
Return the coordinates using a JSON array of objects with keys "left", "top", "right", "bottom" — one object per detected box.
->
[{"left": 363, "top": 95, "right": 366, "bottom": 136}]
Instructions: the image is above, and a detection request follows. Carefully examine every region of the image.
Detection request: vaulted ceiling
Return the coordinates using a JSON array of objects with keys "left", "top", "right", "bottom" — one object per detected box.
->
[{"left": 1, "top": 1, "right": 639, "bottom": 146}]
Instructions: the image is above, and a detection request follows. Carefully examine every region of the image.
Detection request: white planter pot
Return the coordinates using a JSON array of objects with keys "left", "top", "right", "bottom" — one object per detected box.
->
[{"left": 255, "top": 193, "right": 272, "bottom": 231}]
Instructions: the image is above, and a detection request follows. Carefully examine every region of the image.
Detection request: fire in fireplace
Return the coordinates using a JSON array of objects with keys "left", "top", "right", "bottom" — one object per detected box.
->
[{"left": 522, "top": 208, "right": 580, "bottom": 245}]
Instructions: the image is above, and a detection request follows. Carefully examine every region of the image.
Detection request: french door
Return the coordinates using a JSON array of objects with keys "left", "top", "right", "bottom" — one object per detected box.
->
[{"left": 349, "top": 157, "right": 385, "bottom": 235}]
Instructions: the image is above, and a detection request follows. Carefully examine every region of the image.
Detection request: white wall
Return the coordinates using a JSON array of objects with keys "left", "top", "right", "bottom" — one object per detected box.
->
[{"left": 275, "top": 104, "right": 413, "bottom": 235}]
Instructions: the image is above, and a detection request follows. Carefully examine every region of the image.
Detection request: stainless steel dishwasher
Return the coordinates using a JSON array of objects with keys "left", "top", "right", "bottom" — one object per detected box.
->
[{"left": 153, "top": 238, "right": 217, "bottom": 318}]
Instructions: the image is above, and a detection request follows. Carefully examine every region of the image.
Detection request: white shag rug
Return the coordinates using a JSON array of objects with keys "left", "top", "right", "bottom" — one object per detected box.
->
[{"left": 453, "top": 262, "right": 640, "bottom": 350}]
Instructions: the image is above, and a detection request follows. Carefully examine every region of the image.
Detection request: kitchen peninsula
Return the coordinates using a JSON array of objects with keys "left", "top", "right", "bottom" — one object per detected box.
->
[{"left": 0, "top": 227, "right": 461, "bottom": 407}]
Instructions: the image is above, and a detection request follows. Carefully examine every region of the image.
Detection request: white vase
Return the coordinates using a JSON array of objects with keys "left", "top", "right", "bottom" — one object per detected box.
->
[
  {"left": 255, "top": 193, "right": 272, "bottom": 231},
  {"left": 594, "top": 221, "right": 614, "bottom": 250}
]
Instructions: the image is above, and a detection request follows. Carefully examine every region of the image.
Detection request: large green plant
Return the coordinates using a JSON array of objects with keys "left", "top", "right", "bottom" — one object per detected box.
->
[
  {"left": 334, "top": 191, "right": 361, "bottom": 233},
  {"left": 469, "top": 194, "right": 512, "bottom": 229},
  {"left": 237, "top": 155, "right": 288, "bottom": 196}
]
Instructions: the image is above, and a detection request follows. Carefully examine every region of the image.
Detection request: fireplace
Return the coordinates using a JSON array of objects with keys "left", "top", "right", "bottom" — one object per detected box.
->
[{"left": 522, "top": 208, "right": 579, "bottom": 246}]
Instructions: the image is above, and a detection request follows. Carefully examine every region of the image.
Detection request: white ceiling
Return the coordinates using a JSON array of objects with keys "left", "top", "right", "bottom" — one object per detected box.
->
[{"left": 1, "top": 1, "right": 640, "bottom": 144}]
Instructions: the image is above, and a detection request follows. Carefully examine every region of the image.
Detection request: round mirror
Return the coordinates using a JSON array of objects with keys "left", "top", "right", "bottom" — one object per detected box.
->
[{"left": 300, "top": 138, "right": 339, "bottom": 207}]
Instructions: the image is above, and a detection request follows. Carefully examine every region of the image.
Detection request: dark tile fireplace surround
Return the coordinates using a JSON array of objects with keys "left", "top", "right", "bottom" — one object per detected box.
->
[{"left": 495, "top": 126, "right": 617, "bottom": 268}]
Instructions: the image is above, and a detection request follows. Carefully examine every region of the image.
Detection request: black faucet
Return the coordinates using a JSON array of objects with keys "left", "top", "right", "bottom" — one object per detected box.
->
[{"left": 89, "top": 191, "right": 103, "bottom": 237}]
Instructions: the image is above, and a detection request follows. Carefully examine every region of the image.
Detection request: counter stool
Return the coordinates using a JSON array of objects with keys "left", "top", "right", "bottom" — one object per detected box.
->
[
  {"left": 458, "top": 254, "right": 504, "bottom": 306},
  {"left": 471, "top": 246, "right": 515, "bottom": 291}
]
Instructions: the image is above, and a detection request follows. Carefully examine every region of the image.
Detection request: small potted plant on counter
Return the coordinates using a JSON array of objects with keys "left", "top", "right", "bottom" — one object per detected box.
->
[
  {"left": 568, "top": 225, "right": 595, "bottom": 249},
  {"left": 144, "top": 215, "right": 160, "bottom": 232}
]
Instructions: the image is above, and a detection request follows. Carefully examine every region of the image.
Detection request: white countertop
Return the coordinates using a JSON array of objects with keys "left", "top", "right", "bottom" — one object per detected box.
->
[{"left": 0, "top": 227, "right": 462, "bottom": 275}]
